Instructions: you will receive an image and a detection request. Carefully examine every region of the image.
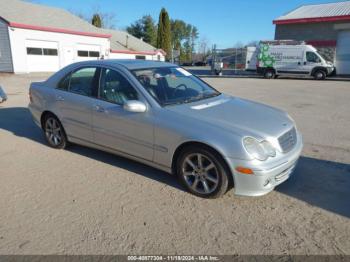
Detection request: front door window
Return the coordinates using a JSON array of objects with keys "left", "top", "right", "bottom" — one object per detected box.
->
[
  {"left": 99, "top": 68, "right": 138, "bottom": 105},
  {"left": 306, "top": 52, "right": 321, "bottom": 63}
]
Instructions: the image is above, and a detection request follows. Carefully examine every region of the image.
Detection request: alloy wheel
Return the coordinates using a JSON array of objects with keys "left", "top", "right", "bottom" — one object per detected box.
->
[
  {"left": 181, "top": 153, "right": 219, "bottom": 194},
  {"left": 45, "top": 117, "right": 62, "bottom": 146}
]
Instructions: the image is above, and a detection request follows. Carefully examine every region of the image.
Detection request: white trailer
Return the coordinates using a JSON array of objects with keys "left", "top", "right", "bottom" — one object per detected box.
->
[{"left": 245, "top": 46, "right": 259, "bottom": 71}]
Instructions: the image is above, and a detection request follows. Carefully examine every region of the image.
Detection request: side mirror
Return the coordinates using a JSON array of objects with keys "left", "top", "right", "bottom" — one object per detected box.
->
[{"left": 123, "top": 100, "right": 147, "bottom": 113}]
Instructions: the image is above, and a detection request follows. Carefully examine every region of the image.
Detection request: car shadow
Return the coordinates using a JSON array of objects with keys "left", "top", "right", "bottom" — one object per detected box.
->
[
  {"left": 67, "top": 144, "right": 184, "bottom": 191},
  {"left": 0, "top": 107, "right": 183, "bottom": 192},
  {"left": 1, "top": 107, "right": 349, "bottom": 217},
  {"left": 277, "top": 156, "right": 350, "bottom": 218},
  {"left": 0, "top": 106, "right": 46, "bottom": 144}
]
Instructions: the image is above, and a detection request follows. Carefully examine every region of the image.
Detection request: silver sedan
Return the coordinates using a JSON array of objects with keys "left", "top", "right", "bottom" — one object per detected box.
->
[{"left": 29, "top": 60, "right": 303, "bottom": 198}]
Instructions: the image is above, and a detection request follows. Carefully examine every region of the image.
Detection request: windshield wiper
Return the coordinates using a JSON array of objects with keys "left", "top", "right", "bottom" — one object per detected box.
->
[{"left": 163, "top": 92, "right": 221, "bottom": 106}]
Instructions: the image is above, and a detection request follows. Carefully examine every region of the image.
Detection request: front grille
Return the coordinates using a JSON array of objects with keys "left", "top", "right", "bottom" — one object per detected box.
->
[{"left": 278, "top": 127, "right": 297, "bottom": 153}]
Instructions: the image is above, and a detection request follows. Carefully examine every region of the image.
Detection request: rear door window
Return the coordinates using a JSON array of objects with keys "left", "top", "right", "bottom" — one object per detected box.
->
[
  {"left": 57, "top": 67, "right": 99, "bottom": 97},
  {"left": 69, "top": 68, "right": 98, "bottom": 97}
]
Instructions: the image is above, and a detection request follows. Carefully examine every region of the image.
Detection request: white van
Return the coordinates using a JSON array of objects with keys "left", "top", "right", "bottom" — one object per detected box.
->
[{"left": 256, "top": 43, "right": 335, "bottom": 80}]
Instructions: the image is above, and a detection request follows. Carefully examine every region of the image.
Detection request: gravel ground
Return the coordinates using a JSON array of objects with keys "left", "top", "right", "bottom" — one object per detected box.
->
[{"left": 0, "top": 73, "right": 349, "bottom": 255}]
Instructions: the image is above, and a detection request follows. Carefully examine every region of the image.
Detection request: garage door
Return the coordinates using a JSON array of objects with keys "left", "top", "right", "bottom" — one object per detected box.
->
[
  {"left": 336, "top": 31, "right": 350, "bottom": 75},
  {"left": 25, "top": 40, "right": 59, "bottom": 72}
]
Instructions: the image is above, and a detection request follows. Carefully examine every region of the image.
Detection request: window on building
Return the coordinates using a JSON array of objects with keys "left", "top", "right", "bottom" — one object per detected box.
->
[
  {"left": 27, "top": 47, "right": 43, "bottom": 55},
  {"left": 77, "top": 50, "right": 89, "bottom": 57},
  {"left": 136, "top": 55, "right": 146, "bottom": 60},
  {"left": 43, "top": 48, "right": 58, "bottom": 56},
  {"left": 89, "top": 51, "right": 100, "bottom": 57},
  {"left": 306, "top": 52, "right": 321, "bottom": 63},
  {"left": 99, "top": 68, "right": 138, "bottom": 105},
  {"left": 77, "top": 50, "right": 100, "bottom": 58}
]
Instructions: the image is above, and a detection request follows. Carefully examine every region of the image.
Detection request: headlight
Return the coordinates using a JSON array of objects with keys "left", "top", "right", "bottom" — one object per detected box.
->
[{"left": 243, "top": 137, "right": 276, "bottom": 161}]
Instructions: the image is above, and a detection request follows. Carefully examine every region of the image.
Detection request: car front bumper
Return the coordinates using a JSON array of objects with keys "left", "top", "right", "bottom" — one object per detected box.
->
[
  {"left": 226, "top": 133, "right": 303, "bottom": 197},
  {"left": 326, "top": 66, "right": 335, "bottom": 75}
]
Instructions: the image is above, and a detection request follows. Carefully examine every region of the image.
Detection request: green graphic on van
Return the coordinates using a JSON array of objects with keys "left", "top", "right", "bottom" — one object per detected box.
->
[{"left": 259, "top": 44, "right": 275, "bottom": 67}]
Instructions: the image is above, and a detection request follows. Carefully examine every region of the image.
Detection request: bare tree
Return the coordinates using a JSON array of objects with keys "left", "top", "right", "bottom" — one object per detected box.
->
[
  {"left": 69, "top": 5, "right": 117, "bottom": 29},
  {"left": 198, "top": 37, "right": 211, "bottom": 61},
  {"left": 68, "top": 8, "right": 89, "bottom": 22},
  {"left": 247, "top": 40, "right": 259, "bottom": 47},
  {"left": 99, "top": 12, "right": 117, "bottom": 29},
  {"left": 234, "top": 41, "right": 244, "bottom": 48},
  {"left": 90, "top": 4, "right": 117, "bottom": 29}
]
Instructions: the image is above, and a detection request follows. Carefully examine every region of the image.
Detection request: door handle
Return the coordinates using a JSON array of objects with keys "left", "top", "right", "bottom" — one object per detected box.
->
[
  {"left": 55, "top": 95, "right": 64, "bottom": 101},
  {"left": 298, "top": 62, "right": 301, "bottom": 65},
  {"left": 94, "top": 105, "right": 105, "bottom": 113},
  {"left": 304, "top": 62, "right": 307, "bottom": 65}
]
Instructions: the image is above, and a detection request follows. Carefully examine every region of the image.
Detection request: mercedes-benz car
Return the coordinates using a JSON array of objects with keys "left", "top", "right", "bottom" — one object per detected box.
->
[{"left": 29, "top": 60, "right": 303, "bottom": 198}]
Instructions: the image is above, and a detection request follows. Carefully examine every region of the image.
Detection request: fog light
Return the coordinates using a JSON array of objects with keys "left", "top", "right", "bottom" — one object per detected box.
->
[{"left": 263, "top": 179, "right": 270, "bottom": 187}]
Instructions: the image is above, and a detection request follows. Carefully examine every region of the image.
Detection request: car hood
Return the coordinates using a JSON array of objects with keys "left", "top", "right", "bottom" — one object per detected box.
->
[{"left": 165, "top": 94, "right": 294, "bottom": 139}]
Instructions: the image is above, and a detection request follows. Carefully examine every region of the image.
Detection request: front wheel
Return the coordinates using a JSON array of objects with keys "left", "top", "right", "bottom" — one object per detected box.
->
[
  {"left": 314, "top": 70, "right": 326, "bottom": 80},
  {"left": 176, "top": 146, "right": 229, "bottom": 198},
  {"left": 44, "top": 115, "right": 67, "bottom": 149}
]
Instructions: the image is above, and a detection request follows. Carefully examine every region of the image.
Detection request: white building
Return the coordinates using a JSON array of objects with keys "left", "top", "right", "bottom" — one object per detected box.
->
[{"left": 0, "top": 0, "right": 165, "bottom": 73}]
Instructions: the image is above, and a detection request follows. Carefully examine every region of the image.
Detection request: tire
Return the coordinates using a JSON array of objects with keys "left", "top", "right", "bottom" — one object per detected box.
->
[
  {"left": 264, "top": 69, "right": 275, "bottom": 79},
  {"left": 313, "top": 70, "right": 326, "bottom": 80},
  {"left": 176, "top": 146, "right": 229, "bottom": 199},
  {"left": 43, "top": 114, "right": 67, "bottom": 149}
]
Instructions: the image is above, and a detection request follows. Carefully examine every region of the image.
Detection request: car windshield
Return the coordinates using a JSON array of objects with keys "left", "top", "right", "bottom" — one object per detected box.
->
[{"left": 132, "top": 67, "right": 220, "bottom": 106}]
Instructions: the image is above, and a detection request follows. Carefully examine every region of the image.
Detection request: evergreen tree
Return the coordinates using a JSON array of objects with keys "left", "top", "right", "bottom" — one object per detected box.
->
[
  {"left": 126, "top": 20, "right": 144, "bottom": 39},
  {"left": 127, "top": 15, "right": 157, "bottom": 46},
  {"left": 91, "top": 14, "right": 102, "bottom": 28},
  {"left": 157, "top": 8, "right": 172, "bottom": 60},
  {"left": 171, "top": 19, "right": 187, "bottom": 50},
  {"left": 142, "top": 15, "right": 157, "bottom": 47}
]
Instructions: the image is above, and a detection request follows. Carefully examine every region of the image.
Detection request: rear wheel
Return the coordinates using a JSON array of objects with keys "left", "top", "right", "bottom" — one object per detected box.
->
[
  {"left": 314, "top": 70, "right": 326, "bottom": 80},
  {"left": 176, "top": 146, "right": 229, "bottom": 198},
  {"left": 43, "top": 115, "right": 67, "bottom": 149},
  {"left": 264, "top": 69, "right": 275, "bottom": 79}
]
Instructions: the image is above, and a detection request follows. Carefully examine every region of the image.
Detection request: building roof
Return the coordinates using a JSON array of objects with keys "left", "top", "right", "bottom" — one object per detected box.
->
[
  {"left": 0, "top": 0, "right": 163, "bottom": 54},
  {"left": 101, "top": 29, "right": 163, "bottom": 54},
  {"left": 0, "top": 0, "right": 110, "bottom": 38},
  {"left": 101, "top": 29, "right": 166, "bottom": 55},
  {"left": 274, "top": 1, "right": 350, "bottom": 24}
]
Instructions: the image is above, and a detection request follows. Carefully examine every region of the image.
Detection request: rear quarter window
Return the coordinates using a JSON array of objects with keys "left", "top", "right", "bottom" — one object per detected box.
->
[{"left": 57, "top": 74, "right": 70, "bottom": 91}]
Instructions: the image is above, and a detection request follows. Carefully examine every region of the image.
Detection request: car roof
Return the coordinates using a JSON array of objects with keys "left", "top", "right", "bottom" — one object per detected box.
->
[{"left": 76, "top": 59, "right": 176, "bottom": 70}]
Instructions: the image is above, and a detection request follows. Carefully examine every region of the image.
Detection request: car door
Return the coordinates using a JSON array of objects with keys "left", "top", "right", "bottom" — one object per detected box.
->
[
  {"left": 54, "top": 66, "right": 100, "bottom": 141},
  {"left": 92, "top": 67, "right": 154, "bottom": 161},
  {"left": 303, "top": 51, "right": 322, "bottom": 74}
]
